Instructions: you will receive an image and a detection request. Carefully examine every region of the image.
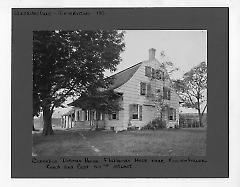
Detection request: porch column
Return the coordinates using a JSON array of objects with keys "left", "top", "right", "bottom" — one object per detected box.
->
[
  {"left": 71, "top": 114, "right": 74, "bottom": 128},
  {"left": 68, "top": 115, "right": 71, "bottom": 128},
  {"left": 75, "top": 109, "right": 78, "bottom": 122},
  {"left": 67, "top": 116, "right": 70, "bottom": 129},
  {"left": 65, "top": 116, "right": 67, "bottom": 129},
  {"left": 65, "top": 116, "right": 67, "bottom": 128},
  {"left": 61, "top": 116, "right": 64, "bottom": 128}
]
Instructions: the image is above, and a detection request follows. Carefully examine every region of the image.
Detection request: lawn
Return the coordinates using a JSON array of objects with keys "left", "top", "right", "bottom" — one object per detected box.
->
[{"left": 32, "top": 128, "right": 207, "bottom": 156}]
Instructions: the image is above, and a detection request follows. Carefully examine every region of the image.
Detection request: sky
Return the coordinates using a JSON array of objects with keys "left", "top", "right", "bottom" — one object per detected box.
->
[
  {"left": 105, "top": 30, "right": 207, "bottom": 79},
  {"left": 53, "top": 30, "right": 207, "bottom": 117}
]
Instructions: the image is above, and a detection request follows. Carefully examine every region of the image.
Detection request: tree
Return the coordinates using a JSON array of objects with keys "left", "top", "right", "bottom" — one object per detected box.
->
[
  {"left": 33, "top": 30, "right": 125, "bottom": 135},
  {"left": 32, "top": 85, "right": 41, "bottom": 131},
  {"left": 69, "top": 89, "right": 123, "bottom": 129},
  {"left": 173, "top": 62, "right": 207, "bottom": 127}
]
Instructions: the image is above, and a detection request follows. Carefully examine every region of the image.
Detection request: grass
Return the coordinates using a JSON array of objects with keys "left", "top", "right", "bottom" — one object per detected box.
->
[{"left": 32, "top": 128, "right": 207, "bottom": 156}]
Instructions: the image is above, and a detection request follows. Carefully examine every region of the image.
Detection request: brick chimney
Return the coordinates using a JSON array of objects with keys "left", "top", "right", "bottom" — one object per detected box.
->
[{"left": 149, "top": 48, "right": 156, "bottom": 61}]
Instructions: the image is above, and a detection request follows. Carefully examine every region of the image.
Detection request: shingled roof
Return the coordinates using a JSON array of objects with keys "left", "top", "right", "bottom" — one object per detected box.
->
[{"left": 108, "top": 62, "right": 142, "bottom": 90}]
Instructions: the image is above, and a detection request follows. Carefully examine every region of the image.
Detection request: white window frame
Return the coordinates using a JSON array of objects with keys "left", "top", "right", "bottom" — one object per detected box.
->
[
  {"left": 109, "top": 111, "right": 119, "bottom": 120},
  {"left": 169, "top": 108, "right": 176, "bottom": 121},
  {"left": 140, "top": 82, "right": 147, "bottom": 95},
  {"left": 112, "top": 112, "right": 117, "bottom": 120},
  {"left": 132, "top": 104, "right": 139, "bottom": 120}
]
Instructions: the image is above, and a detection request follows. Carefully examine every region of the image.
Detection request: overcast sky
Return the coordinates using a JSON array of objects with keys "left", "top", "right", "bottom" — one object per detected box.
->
[{"left": 105, "top": 30, "right": 207, "bottom": 79}]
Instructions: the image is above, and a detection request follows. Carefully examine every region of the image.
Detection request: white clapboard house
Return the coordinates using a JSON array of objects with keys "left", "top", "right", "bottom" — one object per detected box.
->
[{"left": 61, "top": 48, "right": 181, "bottom": 131}]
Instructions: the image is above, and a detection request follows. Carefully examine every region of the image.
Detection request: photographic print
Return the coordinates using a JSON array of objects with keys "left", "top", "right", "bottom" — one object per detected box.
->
[
  {"left": 12, "top": 8, "right": 228, "bottom": 178},
  {"left": 32, "top": 30, "right": 207, "bottom": 157}
]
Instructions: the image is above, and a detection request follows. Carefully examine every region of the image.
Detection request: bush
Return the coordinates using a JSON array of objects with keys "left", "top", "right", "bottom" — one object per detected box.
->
[
  {"left": 127, "top": 126, "right": 140, "bottom": 131},
  {"left": 141, "top": 118, "right": 166, "bottom": 130}
]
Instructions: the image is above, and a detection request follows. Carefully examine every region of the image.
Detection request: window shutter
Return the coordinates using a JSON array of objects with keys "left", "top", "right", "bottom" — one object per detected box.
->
[
  {"left": 163, "top": 87, "right": 166, "bottom": 99},
  {"left": 139, "top": 105, "right": 142, "bottom": 121},
  {"left": 116, "top": 111, "right": 119, "bottom": 120},
  {"left": 129, "top": 104, "right": 133, "bottom": 120},
  {"left": 168, "top": 89, "right": 171, "bottom": 100},
  {"left": 140, "top": 82, "right": 143, "bottom": 95},
  {"left": 108, "top": 113, "right": 112, "bottom": 120},
  {"left": 147, "top": 83, "right": 151, "bottom": 96},
  {"left": 174, "top": 109, "right": 176, "bottom": 121},
  {"left": 167, "top": 107, "right": 170, "bottom": 120},
  {"left": 156, "top": 70, "right": 161, "bottom": 80},
  {"left": 145, "top": 66, "right": 151, "bottom": 77}
]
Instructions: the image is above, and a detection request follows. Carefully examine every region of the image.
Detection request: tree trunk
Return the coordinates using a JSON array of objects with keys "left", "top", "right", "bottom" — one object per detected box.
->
[
  {"left": 197, "top": 108, "right": 203, "bottom": 127},
  {"left": 32, "top": 123, "right": 36, "bottom": 131},
  {"left": 42, "top": 106, "right": 54, "bottom": 135}
]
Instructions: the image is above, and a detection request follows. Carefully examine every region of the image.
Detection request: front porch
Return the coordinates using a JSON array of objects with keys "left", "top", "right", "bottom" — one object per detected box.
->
[{"left": 61, "top": 108, "right": 106, "bottom": 130}]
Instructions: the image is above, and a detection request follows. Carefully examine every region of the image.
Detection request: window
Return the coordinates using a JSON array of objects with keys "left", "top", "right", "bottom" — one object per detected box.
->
[
  {"left": 129, "top": 104, "right": 142, "bottom": 121},
  {"left": 146, "top": 66, "right": 162, "bottom": 80},
  {"left": 132, "top": 104, "right": 138, "bottom": 119},
  {"left": 112, "top": 113, "right": 117, "bottom": 120},
  {"left": 156, "top": 70, "right": 164, "bottom": 80},
  {"left": 163, "top": 87, "right": 171, "bottom": 100},
  {"left": 147, "top": 83, "right": 152, "bottom": 97},
  {"left": 152, "top": 68, "right": 156, "bottom": 79},
  {"left": 140, "top": 82, "right": 152, "bottom": 97},
  {"left": 108, "top": 111, "right": 119, "bottom": 120},
  {"left": 168, "top": 108, "right": 176, "bottom": 121},
  {"left": 145, "top": 66, "right": 152, "bottom": 77},
  {"left": 140, "top": 82, "right": 146, "bottom": 95}
]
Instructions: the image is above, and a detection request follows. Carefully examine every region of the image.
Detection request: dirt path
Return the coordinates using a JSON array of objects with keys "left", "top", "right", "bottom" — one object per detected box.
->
[{"left": 76, "top": 131, "right": 101, "bottom": 156}]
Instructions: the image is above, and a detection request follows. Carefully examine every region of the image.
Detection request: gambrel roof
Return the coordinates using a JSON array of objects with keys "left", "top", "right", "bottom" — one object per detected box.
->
[{"left": 108, "top": 62, "right": 142, "bottom": 90}]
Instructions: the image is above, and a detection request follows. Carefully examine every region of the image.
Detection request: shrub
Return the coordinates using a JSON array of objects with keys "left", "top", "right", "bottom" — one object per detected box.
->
[
  {"left": 127, "top": 126, "right": 140, "bottom": 131},
  {"left": 141, "top": 118, "right": 166, "bottom": 130}
]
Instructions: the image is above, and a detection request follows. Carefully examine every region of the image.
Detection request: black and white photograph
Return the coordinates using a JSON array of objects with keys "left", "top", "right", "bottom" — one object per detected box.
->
[
  {"left": 32, "top": 30, "right": 207, "bottom": 157},
  {"left": 10, "top": 7, "right": 229, "bottom": 179}
]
